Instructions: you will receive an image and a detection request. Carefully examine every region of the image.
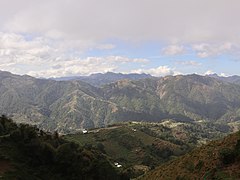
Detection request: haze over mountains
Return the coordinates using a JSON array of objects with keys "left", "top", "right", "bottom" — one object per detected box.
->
[
  {"left": 1, "top": 70, "right": 240, "bottom": 133},
  {"left": 208, "top": 73, "right": 240, "bottom": 85},
  {"left": 52, "top": 72, "right": 152, "bottom": 87}
]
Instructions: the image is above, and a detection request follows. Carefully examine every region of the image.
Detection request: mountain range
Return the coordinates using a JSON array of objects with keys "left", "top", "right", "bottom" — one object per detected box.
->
[
  {"left": 1, "top": 70, "right": 240, "bottom": 133},
  {"left": 52, "top": 72, "right": 152, "bottom": 87},
  {"left": 208, "top": 73, "right": 240, "bottom": 85}
]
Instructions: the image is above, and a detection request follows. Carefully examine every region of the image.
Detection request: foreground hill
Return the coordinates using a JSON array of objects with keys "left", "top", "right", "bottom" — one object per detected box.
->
[
  {"left": 1, "top": 70, "right": 240, "bottom": 132},
  {"left": 0, "top": 116, "right": 126, "bottom": 179},
  {"left": 141, "top": 131, "right": 240, "bottom": 180},
  {"left": 65, "top": 120, "right": 229, "bottom": 178}
]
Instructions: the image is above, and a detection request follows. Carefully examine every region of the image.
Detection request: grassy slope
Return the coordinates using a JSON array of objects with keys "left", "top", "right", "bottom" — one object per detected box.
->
[
  {"left": 65, "top": 124, "right": 163, "bottom": 167},
  {"left": 64, "top": 121, "right": 228, "bottom": 178},
  {"left": 141, "top": 132, "right": 240, "bottom": 180}
]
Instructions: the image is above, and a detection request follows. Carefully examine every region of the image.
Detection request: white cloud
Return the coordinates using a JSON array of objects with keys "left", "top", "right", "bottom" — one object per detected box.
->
[
  {"left": 193, "top": 42, "right": 233, "bottom": 58},
  {"left": 27, "top": 58, "right": 117, "bottom": 78},
  {"left": 1, "top": 1, "right": 240, "bottom": 76},
  {"left": 219, "top": 73, "right": 228, "bottom": 77},
  {"left": 204, "top": 70, "right": 215, "bottom": 75},
  {"left": 0, "top": 32, "right": 148, "bottom": 77},
  {"left": 1, "top": 0, "right": 240, "bottom": 44},
  {"left": 162, "top": 45, "right": 185, "bottom": 56},
  {"left": 175, "top": 60, "right": 201, "bottom": 66},
  {"left": 204, "top": 70, "right": 229, "bottom": 77},
  {"left": 131, "top": 66, "right": 180, "bottom": 77},
  {"left": 0, "top": 32, "right": 54, "bottom": 65},
  {"left": 96, "top": 44, "right": 116, "bottom": 50},
  {"left": 27, "top": 56, "right": 148, "bottom": 78},
  {"left": 0, "top": 30, "right": 165, "bottom": 77}
]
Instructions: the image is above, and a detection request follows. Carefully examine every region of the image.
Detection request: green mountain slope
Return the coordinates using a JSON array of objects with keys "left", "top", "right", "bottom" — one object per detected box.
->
[
  {"left": 1, "top": 70, "right": 240, "bottom": 132},
  {"left": 156, "top": 75, "right": 240, "bottom": 122},
  {"left": 65, "top": 120, "right": 229, "bottom": 178},
  {"left": 102, "top": 74, "right": 240, "bottom": 124},
  {"left": 141, "top": 131, "right": 240, "bottom": 180},
  {"left": 0, "top": 116, "right": 126, "bottom": 180},
  {"left": 0, "top": 71, "right": 122, "bottom": 132}
]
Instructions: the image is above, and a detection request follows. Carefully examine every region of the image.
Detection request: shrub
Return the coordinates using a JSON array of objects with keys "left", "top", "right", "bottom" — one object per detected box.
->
[
  {"left": 220, "top": 148, "right": 236, "bottom": 164},
  {"left": 195, "top": 160, "right": 204, "bottom": 170}
]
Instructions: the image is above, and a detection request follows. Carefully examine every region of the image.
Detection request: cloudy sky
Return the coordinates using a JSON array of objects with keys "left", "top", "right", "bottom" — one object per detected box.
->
[{"left": 0, "top": 0, "right": 240, "bottom": 77}]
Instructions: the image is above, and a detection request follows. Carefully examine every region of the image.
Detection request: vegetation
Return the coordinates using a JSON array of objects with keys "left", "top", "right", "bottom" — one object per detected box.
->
[
  {"left": 141, "top": 131, "right": 240, "bottom": 179},
  {"left": 1, "top": 71, "right": 240, "bottom": 133},
  {"left": 0, "top": 115, "right": 126, "bottom": 179},
  {"left": 220, "top": 135, "right": 240, "bottom": 164},
  {"left": 65, "top": 121, "right": 226, "bottom": 179}
]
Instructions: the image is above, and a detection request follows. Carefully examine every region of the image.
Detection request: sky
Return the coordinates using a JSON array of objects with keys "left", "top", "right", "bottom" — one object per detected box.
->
[{"left": 0, "top": 0, "right": 240, "bottom": 78}]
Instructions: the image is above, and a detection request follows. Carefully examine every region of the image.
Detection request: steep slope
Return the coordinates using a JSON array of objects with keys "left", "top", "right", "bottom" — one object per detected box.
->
[
  {"left": 0, "top": 71, "right": 122, "bottom": 132},
  {"left": 0, "top": 116, "right": 126, "bottom": 179},
  {"left": 102, "top": 74, "right": 240, "bottom": 123},
  {"left": 102, "top": 78, "right": 167, "bottom": 121},
  {"left": 141, "top": 131, "right": 240, "bottom": 180},
  {"left": 157, "top": 74, "right": 240, "bottom": 122},
  {"left": 0, "top": 71, "right": 160, "bottom": 132},
  {"left": 1, "top": 70, "right": 240, "bottom": 132}
]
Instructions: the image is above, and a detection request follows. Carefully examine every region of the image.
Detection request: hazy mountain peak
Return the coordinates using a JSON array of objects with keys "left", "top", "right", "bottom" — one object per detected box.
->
[
  {"left": 52, "top": 72, "right": 153, "bottom": 87},
  {"left": 207, "top": 73, "right": 240, "bottom": 85}
]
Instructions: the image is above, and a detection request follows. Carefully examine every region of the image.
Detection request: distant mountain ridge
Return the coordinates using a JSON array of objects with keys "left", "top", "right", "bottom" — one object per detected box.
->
[
  {"left": 52, "top": 72, "right": 153, "bottom": 87},
  {"left": 208, "top": 73, "right": 240, "bottom": 85},
  {"left": 1, "top": 70, "right": 240, "bottom": 133}
]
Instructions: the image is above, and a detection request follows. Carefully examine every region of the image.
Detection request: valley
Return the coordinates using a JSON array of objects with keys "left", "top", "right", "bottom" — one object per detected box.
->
[
  {"left": 65, "top": 120, "right": 232, "bottom": 178},
  {"left": 1, "top": 1, "right": 240, "bottom": 179},
  {"left": 1, "top": 71, "right": 240, "bottom": 179}
]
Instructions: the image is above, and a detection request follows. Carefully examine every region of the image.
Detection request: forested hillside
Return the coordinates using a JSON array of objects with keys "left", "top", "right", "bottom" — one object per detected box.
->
[
  {"left": 0, "top": 116, "right": 126, "bottom": 179},
  {"left": 1, "top": 70, "right": 240, "bottom": 133}
]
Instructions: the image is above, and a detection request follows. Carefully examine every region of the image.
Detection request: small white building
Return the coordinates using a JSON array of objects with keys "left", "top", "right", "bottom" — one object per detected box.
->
[
  {"left": 82, "top": 129, "right": 88, "bottom": 134},
  {"left": 114, "top": 162, "right": 122, "bottom": 168}
]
